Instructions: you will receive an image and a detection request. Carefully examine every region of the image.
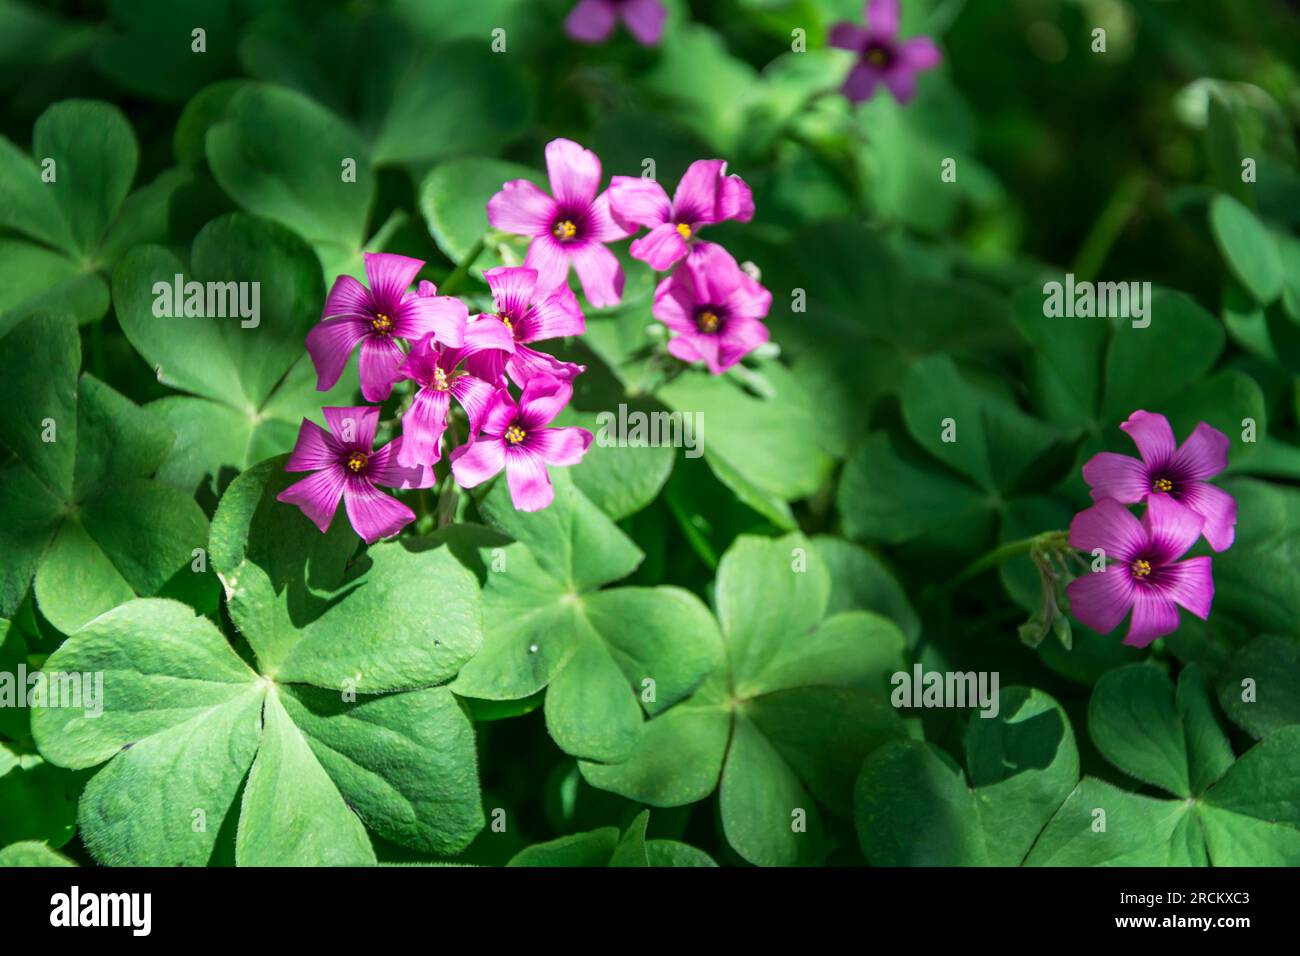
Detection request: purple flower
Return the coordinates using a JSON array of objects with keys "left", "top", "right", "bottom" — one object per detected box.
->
[
  {"left": 306, "top": 253, "right": 468, "bottom": 403},
  {"left": 278, "top": 406, "right": 434, "bottom": 544},
  {"left": 829, "top": 0, "right": 942, "bottom": 104},
  {"left": 487, "top": 138, "right": 631, "bottom": 309},
  {"left": 1066, "top": 495, "right": 1213, "bottom": 649},
  {"left": 1082, "top": 410, "right": 1237, "bottom": 552},
  {"left": 450, "top": 375, "right": 593, "bottom": 512},
  {"left": 395, "top": 318, "right": 516, "bottom": 469},
  {"left": 565, "top": 0, "right": 666, "bottom": 46},
  {"left": 652, "top": 242, "right": 771, "bottom": 375},
  {"left": 609, "top": 160, "right": 755, "bottom": 271},
  {"left": 466, "top": 266, "right": 587, "bottom": 389}
]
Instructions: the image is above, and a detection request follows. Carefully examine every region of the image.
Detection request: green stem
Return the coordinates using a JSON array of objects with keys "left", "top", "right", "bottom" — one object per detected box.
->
[
  {"left": 1070, "top": 170, "right": 1147, "bottom": 282},
  {"left": 365, "top": 208, "right": 409, "bottom": 254},
  {"left": 939, "top": 530, "right": 1070, "bottom": 596},
  {"left": 440, "top": 236, "right": 489, "bottom": 297}
]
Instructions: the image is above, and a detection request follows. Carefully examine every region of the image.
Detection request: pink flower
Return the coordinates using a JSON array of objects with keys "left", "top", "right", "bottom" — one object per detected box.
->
[
  {"left": 487, "top": 138, "right": 631, "bottom": 309},
  {"left": 651, "top": 242, "right": 771, "bottom": 375},
  {"left": 829, "top": 0, "right": 942, "bottom": 104},
  {"left": 565, "top": 0, "right": 666, "bottom": 46},
  {"left": 278, "top": 406, "right": 434, "bottom": 544},
  {"left": 1066, "top": 495, "right": 1214, "bottom": 649},
  {"left": 395, "top": 318, "right": 516, "bottom": 469},
  {"left": 1082, "top": 410, "right": 1237, "bottom": 552},
  {"left": 609, "top": 160, "right": 755, "bottom": 271},
  {"left": 467, "top": 266, "right": 587, "bottom": 389},
  {"left": 306, "top": 253, "right": 468, "bottom": 403},
  {"left": 450, "top": 376, "right": 593, "bottom": 512}
]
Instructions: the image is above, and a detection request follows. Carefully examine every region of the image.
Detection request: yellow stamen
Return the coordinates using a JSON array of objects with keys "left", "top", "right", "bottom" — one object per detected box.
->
[
  {"left": 866, "top": 46, "right": 889, "bottom": 67},
  {"left": 1131, "top": 559, "right": 1151, "bottom": 578},
  {"left": 432, "top": 366, "right": 449, "bottom": 391},
  {"left": 505, "top": 425, "right": 526, "bottom": 445},
  {"left": 345, "top": 451, "right": 368, "bottom": 474},
  {"left": 552, "top": 220, "right": 577, "bottom": 240},
  {"left": 371, "top": 312, "right": 393, "bottom": 334},
  {"left": 697, "top": 310, "right": 720, "bottom": 333},
  {"left": 1153, "top": 477, "right": 1173, "bottom": 493},
  {"left": 676, "top": 223, "right": 692, "bottom": 240},
  {"left": 497, "top": 312, "right": 514, "bottom": 334}
]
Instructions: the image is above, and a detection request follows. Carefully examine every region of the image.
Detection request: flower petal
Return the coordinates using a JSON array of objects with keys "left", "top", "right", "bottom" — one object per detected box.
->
[
  {"left": 1142, "top": 492, "right": 1204, "bottom": 565},
  {"left": 842, "top": 62, "right": 883, "bottom": 102},
  {"left": 396, "top": 333, "right": 439, "bottom": 387},
  {"left": 673, "top": 159, "right": 727, "bottom": 224},
  {"left": 305, "top": 316, "right": 367, "bottom": 391},
  {"left": 1082, "top": 451, "right": 1150, "bottom": 503},
  {"left": 1068, "top": 497, "right": 1147, "bottom": 563},
  {"left": 1124, "top": 589, "right": 1180, "bottom": 648},
  {"left": 1159, "top": 556, "right": 1213, "bottom": 621},
  {"left": 1177, "top": 481, "right": 1237, "bottom": 552},
  {"left": 1065, "top": 565, "right": 1135, "bottom": 636},
  {"left": 450, "top": 375, "right": 500, "bottom": 433},
  {"left": 518, "top": 374, "right": 573, "bottom": 428},
  {"left": 343, "top": 479, "right": 416, "bottom": 544},
  {"left": 718, "top": 172, "right": 755, "bottom": 223},
  {"left": 364, "top": 252, "right": 424, "bottom": 314},
  {"left": 358, "top": 334, "right": 406, "bottom": 403},
  {"left": 1120, "top": 410, "right": 1176, "bottom": 469},
  {"left": 533, "top": 426, "right": 593, "bottom": 466},
  {"left": 524, "top": 235, "right": 572, "bottom": 295},
  {"left": 515, "top": 283, "right": 584, "bottom": 343},
  {"left": 899, "top": 35, "right": 942, "bottom": 70},
  {"left": 507, "top": 345, "right": 586, "bottom": 389},
  {"left": 882, "top": 66, "right": 918, "bottom": 104},
  {"left": 484, "top": 266, "right": 538, "bottom": 321},
  {"left": 652, "top": 272, "right": 698, "bottom": 334},
  {"left": 668, "top": 332, "right": 721, "bottom": 374},
  {"left": 399, "top": 293, "right": 467, "bottom": 348},
  {"left": 867, "top": 0, "right": 900, "bottom": 37},
  {"left": 322, "top": 273, "right": 373, "bottom": 321},
  {"left": 717, "top": 316, "right": 770, "bottom": 370},
  {"left": 630, "top": 222, "right": 689, "bottom": 270},
  {"left": 546, "top": 137, "right": 602, "bottom": 209},
  {"left": 569, "top": 241, "right": 625, "bottom": 308},
  {"left": 397, "top": 389, "right": 449, "bottom": 468},
  {"left": 621, "top": 0, "right": 666, "bottom": 45},
  {"left": 488, "top": 179, "right": 557, "bottom": 237},
  {"left": 277, "top": 468, "right": 346, "bottom": 534},
  {"left": 285, "top": 419, "right": 342, "bottom": 472},
  {"left": 480, "top": 388, "right": 518, "bottom": 437},
  {"left": 584, "top": 191, "right": 634, "bottom": 243},
  {"left": 370, "top": 437, "right": 436, "bottom": 489},
  {"left": 462, "top": 314, "right": 517, "bottom": 356},
  {"left": 1170, "top": 422, "right": 1230, "bottom": 482},
  {"left": 565, "top": 0, "right": 618, "bottom": 43},
  {"left": 505, "top": 446, "right": 554, "bottom": 511},
  {"left": 608, "top": 175, "right": 671, "bottom": 229},
  {"left": 451, "top": 436, "right": 507, "bottom": 488},
  {"left": 323, "top": 406, "right": 379, "bottom": 451},
  {"left": 828, "top": 22, "right": 870, "bottom": 51}
]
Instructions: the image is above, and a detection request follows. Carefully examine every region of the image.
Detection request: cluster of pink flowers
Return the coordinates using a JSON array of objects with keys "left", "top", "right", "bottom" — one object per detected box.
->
[
  {"left": 279, "top": 252, "right": 594, "bottom": 542},
  {"left": 1066, "top": 411, "right": 1237, "bottom": 648},
  {"left": 280, "top": 137, "right": 770, "bottom": 542},
  {"left": 488, "top": 137, "right": 772, "bottom": 377},
  {"left": 564, "top": 0, "right": 941, "bottom": 107}
]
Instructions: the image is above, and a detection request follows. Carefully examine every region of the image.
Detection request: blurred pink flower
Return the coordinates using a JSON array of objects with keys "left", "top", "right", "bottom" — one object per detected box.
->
[
  {"left": 829, "top": 0, "right": 942, "bottom": 104},
  {"left": 565, "top": 0, "right": 666, "bottom": 46}
]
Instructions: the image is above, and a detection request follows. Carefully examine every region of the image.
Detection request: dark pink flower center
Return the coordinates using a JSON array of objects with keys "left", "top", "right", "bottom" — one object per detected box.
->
[
  {"left": 552, "top": 219, "right": 579, "bottom": 242},
  {"left": 371, "top": 312, "right": 393, "bottom": 335},
  {"left": 345, "top": 451, "right": 369, "bottom": 474},
  {"left": 505, "top": 424, "right": 527, "bottom": 445},
  {"left": 1152, "top": 476, "right": 1174, "bottom": 493},
  {"left": 696, "top": 308, "right": 723, "bottom": 333},
  {"left": 864, "top": 43, "right": 894, "bottom": 68},
  {"left": 1130, "top": 558, "right": 1152, "bottom": 579}
]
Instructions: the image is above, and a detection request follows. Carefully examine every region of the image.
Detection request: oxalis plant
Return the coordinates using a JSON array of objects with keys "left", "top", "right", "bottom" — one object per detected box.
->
[{"left": 1, "top": 0, "right": 1299, "bottom": 871}]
